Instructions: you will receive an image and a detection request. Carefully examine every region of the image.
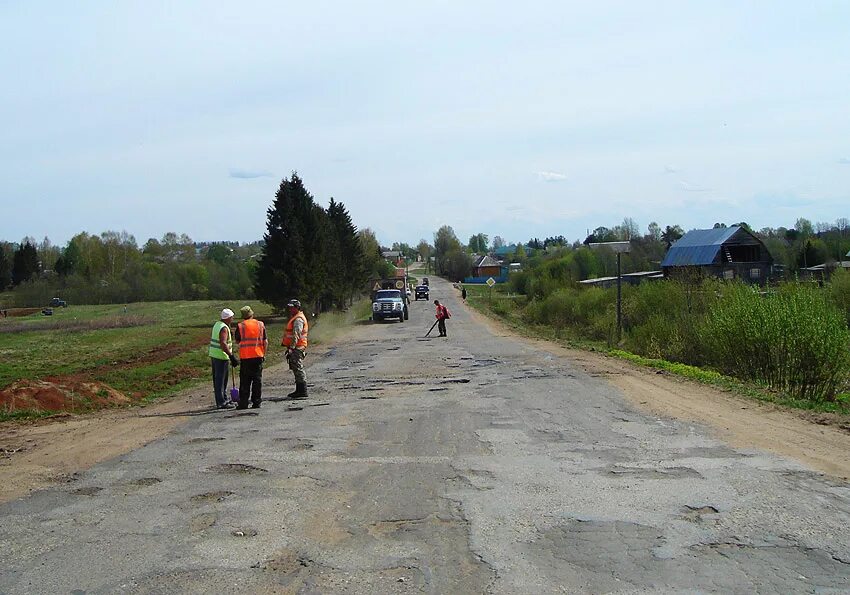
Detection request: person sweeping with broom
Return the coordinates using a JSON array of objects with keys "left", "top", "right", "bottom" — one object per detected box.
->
[{"left": 283, "top": 299, "right": 310, "bottom": 400}]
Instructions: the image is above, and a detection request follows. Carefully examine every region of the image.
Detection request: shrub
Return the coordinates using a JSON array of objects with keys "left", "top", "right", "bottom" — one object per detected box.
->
[
  {"left": 828, "top": 268, "right": 850, "bottom": 326},
  {"left": 621, "top": 280, "right": 716, "bottom": 364},
  {"left": 700, "top": 283, "right": 850, "bottom": 401}
]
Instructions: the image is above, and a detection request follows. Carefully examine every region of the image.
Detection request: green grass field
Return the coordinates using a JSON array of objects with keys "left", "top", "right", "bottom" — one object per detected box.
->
[{"left": 0, "top": 299, "right": 370, "bottom": 421}]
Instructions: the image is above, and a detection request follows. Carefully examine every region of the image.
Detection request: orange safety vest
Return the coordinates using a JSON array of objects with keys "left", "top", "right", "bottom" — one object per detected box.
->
[
  {"left": 282, "top": 311, "right": 309, "bottom": 349},
  {"left": 237, "top": 319, "right": 266, "bottom": 359}
]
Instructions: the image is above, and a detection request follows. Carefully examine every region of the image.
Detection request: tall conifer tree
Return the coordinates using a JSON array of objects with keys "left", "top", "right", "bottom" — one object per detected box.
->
[
  {"left": 327, "top": 198, "right": 364, "bottom": 307},
  {"left": 254, "top": 173, "right": 311, "bottom": 310},
  {"left": 12, "top": 241, "right": 39, "bottom": 286}
]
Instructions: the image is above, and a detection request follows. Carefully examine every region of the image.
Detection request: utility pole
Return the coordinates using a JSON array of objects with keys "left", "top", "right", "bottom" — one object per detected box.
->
[{"left": 616, "top": 252, "right": 622, "bottom": 344}]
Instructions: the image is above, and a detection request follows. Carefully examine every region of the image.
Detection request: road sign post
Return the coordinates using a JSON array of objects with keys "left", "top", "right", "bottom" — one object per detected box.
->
[{"left": 486, "top": 277, "right": 496, "bottom": 303}]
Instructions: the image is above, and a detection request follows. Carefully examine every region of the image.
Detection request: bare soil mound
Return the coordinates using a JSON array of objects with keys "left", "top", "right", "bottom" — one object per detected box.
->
[{"left": 0, "top": 379, "right": 131, "bottom": 413}]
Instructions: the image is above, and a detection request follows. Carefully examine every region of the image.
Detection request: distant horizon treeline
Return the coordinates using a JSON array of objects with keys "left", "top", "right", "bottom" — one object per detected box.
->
[
  {"left": 399, "top": 217, "right": 850, "bottom": 282},
  {"left": 1, "top": 174, "right": 394, "bottom": 309}
]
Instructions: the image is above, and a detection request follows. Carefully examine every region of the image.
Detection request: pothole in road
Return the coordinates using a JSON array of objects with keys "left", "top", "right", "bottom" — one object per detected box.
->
[
  {"left": 439, "top": 378, "right": 471, "bottom": 384},
  {"left": 190, "top": 512, "right": 217, "bottom": 532},
  {"left": 187, "top": 437, "right": 225, "bottom": 443},
  {"left": 191, "top": 490, "right": 235, "bottom": 503},
  {"left": 472, "top": 359, "right": 500, "bottom": 367},
  {"left": 681, "top": 505, "right": 720, "bottom": 522},
  {"left": 368, "top": 514, "right": 459, "bottom": 539},
  {"left": 261, "top": 548, "right": 318, "bottom": 574},
  {"left": 208, "top": 463, "right": 269, "bottom": 475},
  {"left": 606, "top": 466, "right": 703, "bottom": 479},
  {"left": 71, "top": 486, "right": 102, "bottom": 496},
  {"left": 428, "top": 387, "right": 448, "bottom": 392},
  {"left": 126, "top": 477, "right": 161, "bottom": 487},
  {"left": 231, "top": 528, "right": 259, "bottom": 537},
  {"left": 273, "top": 438, "right": 314, "bottom": 450},
  {"left": 680, "top": 446, "right": 750, "bottom": 459}
]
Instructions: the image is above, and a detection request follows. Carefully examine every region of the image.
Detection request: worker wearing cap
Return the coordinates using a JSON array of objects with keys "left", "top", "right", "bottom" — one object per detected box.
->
[
  {"left": 282, "top": 299, "right": 310, "bottom": 399},
  {"left": 209, "top": 308, "right": 238, "bottom": 409},
  {"left": 234, "top": 305, "right": 268, "bottom": 409}
]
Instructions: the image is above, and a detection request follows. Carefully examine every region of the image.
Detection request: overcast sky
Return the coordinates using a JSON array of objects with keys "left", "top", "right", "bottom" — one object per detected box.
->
[{"left": 2, "top": 1, "right": 849, "bottom": 247}]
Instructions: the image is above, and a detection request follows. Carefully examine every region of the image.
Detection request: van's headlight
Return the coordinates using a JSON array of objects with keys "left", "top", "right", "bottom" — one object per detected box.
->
[
  {"left": 394, "top": 303, "right": 402, "bottom": 310},
  {"left": 372, "top": 303, "right": 380, "bottom": 311}
]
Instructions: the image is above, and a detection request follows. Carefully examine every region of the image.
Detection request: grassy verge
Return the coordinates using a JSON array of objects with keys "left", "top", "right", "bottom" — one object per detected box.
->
[
  {"left": 0, "top": 298, "right": 371, "bottom": 422},
  {"left": 464, "top": 284, "right": 850, "bottom": 416}
]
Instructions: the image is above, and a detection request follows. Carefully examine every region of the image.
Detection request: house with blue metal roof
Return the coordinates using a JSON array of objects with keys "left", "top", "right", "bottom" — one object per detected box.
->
[{"left": 661, "top": 226, "right": 774, "bottom": 284}]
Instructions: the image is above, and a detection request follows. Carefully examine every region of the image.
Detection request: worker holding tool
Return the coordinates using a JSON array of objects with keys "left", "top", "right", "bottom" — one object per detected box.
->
[
  {"left": 434, "top": 299, "right": 451, "bottom": 337},
  {"left": 234, "top": 305, "right": 268, "bottom": 409},
  {"left": 282, "top": 298, "right": 310, "bottom": 399},
  {"left": 209, "top": 308, "right": 238, "bottom": 409}
]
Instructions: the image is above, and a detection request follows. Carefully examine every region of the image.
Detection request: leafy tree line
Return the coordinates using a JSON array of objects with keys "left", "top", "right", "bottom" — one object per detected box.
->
[
  {"left": 1, "top": 232, "right": 262, "bottom": 307},
  {"left": 254, "top": 173, "right": 393, "bottom": 313},
  {"left": 2, "top": 176, "right": 394, "bottom": 311}
]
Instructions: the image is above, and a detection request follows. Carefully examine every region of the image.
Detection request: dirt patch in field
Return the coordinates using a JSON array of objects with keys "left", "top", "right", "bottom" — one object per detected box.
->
[
  {"left": 0, "top": 339, "right": 208, "bottom": 414},
  {"left": 0, "top": 379, "right": 131, "bottom": 412},
  {"left": 2, "top": 308, "right": 41, "bottom": 318}
]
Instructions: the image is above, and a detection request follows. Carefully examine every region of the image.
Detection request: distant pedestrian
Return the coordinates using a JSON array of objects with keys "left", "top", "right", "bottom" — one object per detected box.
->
[
  {"left": 282, "top": 299, "right": 310, "bottom": 399},
  {"left": 461, "top": 286, "right": 467, "bottom": 303},
  {"left": 209, "top": 308, "right": 238, "bottom": 410},
  {"left": 434, "top": 299, "right": 451, "bottom": 337},
  {"left": 235, "top": 305, "right": 268, "bottom": 409}
]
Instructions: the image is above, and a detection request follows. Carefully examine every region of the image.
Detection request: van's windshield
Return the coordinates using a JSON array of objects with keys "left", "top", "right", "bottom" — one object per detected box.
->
[{"left": 375, "top": 290, "right": 402, "bottom": 300}]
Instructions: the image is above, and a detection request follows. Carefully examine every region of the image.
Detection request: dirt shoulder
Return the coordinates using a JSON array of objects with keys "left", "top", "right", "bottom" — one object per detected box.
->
[
  {"left": 0, "top": 381, "right": 211, "bottom": 503},
  {"left": 466, "top": 304, "right": 850, "bottom": 481}
]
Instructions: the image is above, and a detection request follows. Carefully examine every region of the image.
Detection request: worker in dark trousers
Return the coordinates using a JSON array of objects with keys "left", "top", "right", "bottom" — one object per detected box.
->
[
  {"left": 434, "top": 299, "right": 450, "bottom": 337},
  {"left": 235, "top": 305, "right": 267, "bottom": 409}
]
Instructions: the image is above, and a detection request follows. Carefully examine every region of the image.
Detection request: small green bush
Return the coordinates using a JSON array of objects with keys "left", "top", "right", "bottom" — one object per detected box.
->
[
  {"left": 700, "top": 283, "right": 850, "bottom": 401},
  {"left": 829, "top": 268, "right": 850, "bottom": 326}
]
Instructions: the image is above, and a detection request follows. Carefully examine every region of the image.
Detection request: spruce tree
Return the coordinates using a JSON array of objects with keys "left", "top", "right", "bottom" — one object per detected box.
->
[
  {"left": 327, "top": 198, "right": 365, "bottom": 307},
  {"left": 0, "top": 243, "right": 11, "bottom": 290},
  {"left": 254, "top": 173, "right": 310, "bottom": 311},
  {"left": 12, "top": 241, "right": 39, "bottom": 286}
]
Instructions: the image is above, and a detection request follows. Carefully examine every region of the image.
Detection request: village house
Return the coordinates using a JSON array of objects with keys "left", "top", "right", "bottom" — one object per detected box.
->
[{"left": 661, "top": 226, "right": 774, "bottom": 284}]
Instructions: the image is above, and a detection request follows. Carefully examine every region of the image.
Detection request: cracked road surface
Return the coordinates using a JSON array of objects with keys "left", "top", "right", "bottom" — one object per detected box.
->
[{"left": 2, "top": 276, "right": 850, "bottom": 593}]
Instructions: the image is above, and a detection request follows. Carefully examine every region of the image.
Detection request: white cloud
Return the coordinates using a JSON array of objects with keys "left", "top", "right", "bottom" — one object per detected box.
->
[
  {"left": 679, "top": 180, "right": 711, "bottom": 192},
  {"left": 229, "top": 168, "right": 273, "bottom": 179},
  {"left": 536, "top": 171, "right": 567, "bottom": 182}
]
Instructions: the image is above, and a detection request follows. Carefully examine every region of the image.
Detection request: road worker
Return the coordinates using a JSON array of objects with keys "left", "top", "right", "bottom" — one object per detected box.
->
[
  {"left": 234, "top": 305, "right": 267, "bottom": 409},
  {"left": 209, "top": 308, "right": 238, "bottom": 409},
  {"left": 434, "top": 299, "right": 451, "bottom": 337},
  {"left": 282, "top": 298, "right": 310, "bottom": 399}
]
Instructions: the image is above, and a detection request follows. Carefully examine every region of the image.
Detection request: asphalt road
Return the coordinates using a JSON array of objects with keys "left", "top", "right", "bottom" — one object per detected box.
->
[{"left": 2, "top": 276, "right": 849, "bottom": 594}]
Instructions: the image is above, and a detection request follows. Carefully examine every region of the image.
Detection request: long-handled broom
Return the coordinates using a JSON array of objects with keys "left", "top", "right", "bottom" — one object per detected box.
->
[{"left": 424, "top": 319, "right": 439, "bottom": 338}]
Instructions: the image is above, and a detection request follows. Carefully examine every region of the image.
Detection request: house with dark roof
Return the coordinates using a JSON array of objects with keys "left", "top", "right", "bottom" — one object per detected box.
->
[
  {"left": 472, "top": 255, "right": 505, "bottom": 278},
  {"left": 661, "top": 226, "right": 774, "bottom": 284}
]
